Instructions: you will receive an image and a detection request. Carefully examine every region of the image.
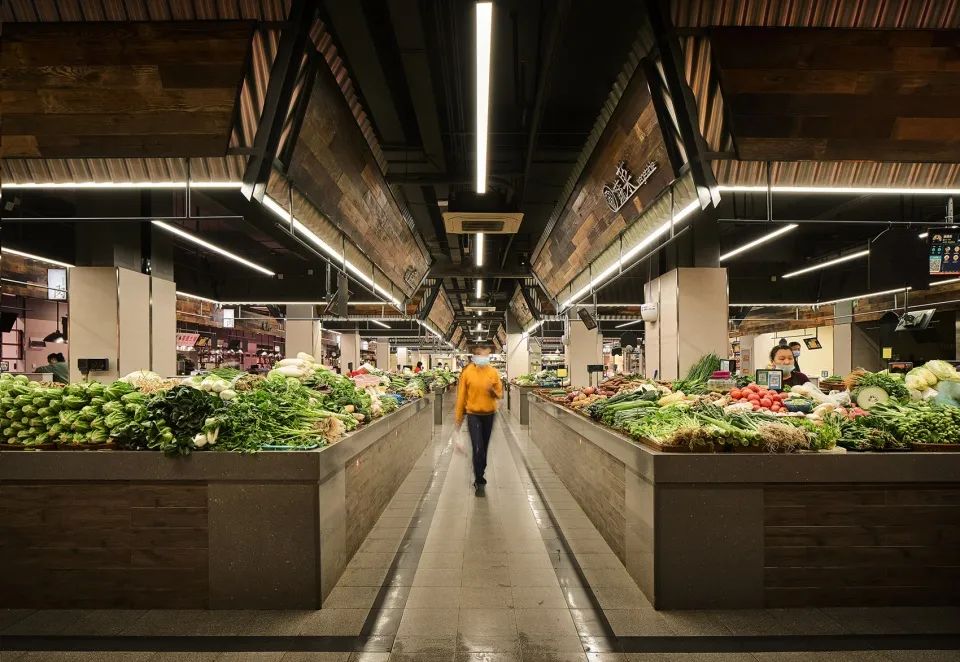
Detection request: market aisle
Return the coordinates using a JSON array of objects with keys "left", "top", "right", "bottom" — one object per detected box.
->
[{"left": 2, "top": 404, "right": 958, "bottom": 662}]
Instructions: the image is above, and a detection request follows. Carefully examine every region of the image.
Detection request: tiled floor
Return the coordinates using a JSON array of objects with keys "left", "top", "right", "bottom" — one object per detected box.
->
[{"left": 1, "top": 407, "right": 958, "bottom": 662}]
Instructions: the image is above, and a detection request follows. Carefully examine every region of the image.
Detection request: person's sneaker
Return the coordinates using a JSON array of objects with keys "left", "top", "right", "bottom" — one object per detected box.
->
[{"left": 475, "top": 484, "right": 486, "bottom": 497}]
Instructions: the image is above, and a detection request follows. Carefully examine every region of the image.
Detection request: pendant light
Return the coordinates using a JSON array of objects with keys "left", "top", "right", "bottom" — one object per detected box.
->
[{"left": 44, "top": 301, "right": 66, "bottom": 344}]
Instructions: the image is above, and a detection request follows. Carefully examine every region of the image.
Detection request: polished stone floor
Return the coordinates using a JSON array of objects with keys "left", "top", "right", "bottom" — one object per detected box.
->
[{"left": 1, "top": 405, "right": 958, "bottom": 662}]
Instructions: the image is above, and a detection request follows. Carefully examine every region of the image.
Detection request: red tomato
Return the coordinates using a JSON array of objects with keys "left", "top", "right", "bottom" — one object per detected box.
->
[
  {"left": 730, "top": 388, "right": 742, "bottom": 399},
  {"left": 771, "top": 404, "right": 781, "bottom": 412},
  {"left": 760, "top": 397, "right": 772, "bottom": 408},
  {"left": 747, "top": 393, "right": 760, "bottom": 402},
  {"left": 752, "top": 404, "right": 761, "bottom": 411},
  {"left": 748, "top": 384, "right": 760, "bottom": 393}
]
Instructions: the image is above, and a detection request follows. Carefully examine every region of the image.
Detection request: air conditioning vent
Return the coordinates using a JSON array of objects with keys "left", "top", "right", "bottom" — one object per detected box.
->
[
  {"left": 442, "top": 211, "right": 523, "bottom": 234},
  {"left": 462, "top": 220, "right": 505, "bottom": 232}
]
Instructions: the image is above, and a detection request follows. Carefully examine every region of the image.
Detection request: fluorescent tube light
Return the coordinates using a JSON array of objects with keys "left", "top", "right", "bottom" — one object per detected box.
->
[
  {"left": 730, "top": 287, "right": 911, "bottom": 308},
  {"left": 476, "top": 279, "right": 483, "bottom": 298},
  {"left": 521, "top": 320, "right": 544, "bottom": 338},
  {"left": 719, "top": 224, "right": 798, "bottom": 262},
  {"left": 718, "top": 185, "right": 960, "bottom": 196},
  {"left": 615, "top": 319, "right": 643, "bottom": 329},
  {"left": 1, "top": 248, "right": 74, "bottom": 269},
  {"left": 1, "top": 181, "right": 242, "bottom": 190},
  {"left": 262, "top": 195, "right": 401, "bottom": 307},
  {"left": 562, "top": 200, "right": 699, "bottom": 308},
  {"left": 475, "top": 2, "right": 493, "bottom": 194},
  {"left": 476, "top": 232, "right": 485, "bottom": 267},
  {"left": 919, "top": 232, "right": 929, "bottom": 239},
  {"left": 176, "top": 291, "right": 220, "bottom": 305},
  {"left": 152, "top": 220, "right": 275, "bottom": 276},
  {"left": 782, "top": 249, "right": 870, "bottom": 279},
  {"left": 370, "top": 319, "right": 390, "bottom": 329}
]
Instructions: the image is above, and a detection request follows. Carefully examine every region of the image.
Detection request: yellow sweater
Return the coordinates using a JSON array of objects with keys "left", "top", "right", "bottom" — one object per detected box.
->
[{"left": 454, "top": 364, "right": 503, "bottom": 423}]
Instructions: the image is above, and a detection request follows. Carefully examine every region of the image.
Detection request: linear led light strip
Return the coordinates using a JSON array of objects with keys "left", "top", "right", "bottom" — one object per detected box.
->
[
  {"left": 475, "top": 2, "right": 493, "bottom": 194},
  {"left": 475, "top": 232, "right": 484, "bottom": 267},
  {"left": 1, "top": 181, "right": 243, "bottom": 189},
  {"left": 730, "top": 287, "right": 911, "bottom": 308},
  {"left": 719, "top": 224, "right": 798, "bottom": 262},
  {"left": 718, "top": 185, "right": 960, "bottom": 196},
  {"left": 782, "top": 249, "right": 870, "bottom": 279},
  {"left": 521, "top": 320, "right": 544, "bottom": 338},
  {"left": 262, "top": 196, "right": 401, "bottom": 307},
  {"left": 615, "top": 319, "right": 642, "bottom": 329},
  {"left": 152, "top": 220, "right": 275, "bottom": 276},
  {"left": 476, "top": 279, "right": 483, "bottom": 298},
  {"left": 369, "top": 319, "right": 390, "bottom": 329},
  {"left": 1, "top": 247, "right": 74, "bottom": 269},
  {"left": 562, "top": 200, "right": 700, "bottom": 308}
]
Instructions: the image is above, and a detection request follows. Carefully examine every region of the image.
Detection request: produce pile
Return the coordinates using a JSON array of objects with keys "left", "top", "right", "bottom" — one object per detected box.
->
[
  {"left": 512, "top": 370, "right": 562, "bottom": 388},
  {"left": 537, "top": 354, "right": 960, "bottom": 453},
  {"left": 0, "top": 353, "right": 422, "bottom": 455}
]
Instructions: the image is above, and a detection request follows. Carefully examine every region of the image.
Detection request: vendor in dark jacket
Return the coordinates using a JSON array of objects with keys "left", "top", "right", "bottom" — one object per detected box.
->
[{"left": 770, "top": 345, "right": 808, "bottom": 387}]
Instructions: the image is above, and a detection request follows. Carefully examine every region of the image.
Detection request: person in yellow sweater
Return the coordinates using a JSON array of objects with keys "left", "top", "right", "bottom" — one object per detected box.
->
[{"left": 454, "top": 345, "right": 503, "bottom": 496}]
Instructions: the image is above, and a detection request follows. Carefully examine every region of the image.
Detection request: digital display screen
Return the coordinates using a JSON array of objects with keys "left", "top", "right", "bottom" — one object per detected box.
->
[{"left": 929, "top": 232, "right": 960, "bottom": 275}]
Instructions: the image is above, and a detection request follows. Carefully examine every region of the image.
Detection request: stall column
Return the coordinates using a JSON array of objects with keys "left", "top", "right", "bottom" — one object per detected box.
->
[
  {"left": 505, "top": 311, "right": 529, "bottom": 380},
  {"left": 565, "top": 313, "right": 602, "bottom": 388},
  {"left": 69, "top": 223, "right": 177, "bottom": 382},
  {"left": 339, "top": 332, "right": 361, "bottom": 373},
  {"left": 833, "top": 301, "right": 854, "bottom": 376},
  {"left": 375, "top": 340, "right": 390, "bottom": 371},
  {"left": 644, "top": 268, "right": 728, "bottom": 381},
  {"left": 285, "top": 304, "right": 322, "bottom": 359}
]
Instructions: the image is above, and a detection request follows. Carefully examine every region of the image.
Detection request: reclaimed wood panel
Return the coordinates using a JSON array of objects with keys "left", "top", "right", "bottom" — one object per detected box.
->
[
  {"left": 533, "top": 67, "right": 676, "bottom": 299},
  {"left": 285, "top": 61, "right": 429, "bottom": 298},
  {"left": 711, "top": 28, "right": 960, "bottom": 162},
  {"left": 0, "top": 22, "right": 252, "bottom": 158},
  {"left": 763, "top": 483, "right": 960, "bottom": 607},
  {"left": 0, "top": 481, "right": 209, "bottom": 608}
]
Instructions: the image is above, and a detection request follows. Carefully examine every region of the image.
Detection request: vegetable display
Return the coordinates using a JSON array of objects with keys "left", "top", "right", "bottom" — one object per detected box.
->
[
  {"left": 537, "top": 354, "right": 960, "bottom": 454},
  {"left": 0, "top": 353, "right": 428, "bottom": 455}
]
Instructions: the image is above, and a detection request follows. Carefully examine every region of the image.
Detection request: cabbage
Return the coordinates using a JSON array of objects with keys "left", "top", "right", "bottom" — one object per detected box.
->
[
  {"left": 905, "top": 374, "right": 925, "bottom": 391},
  {"left": 908, "top": 388, "right": 923, "bottom": 401},
  {"left": 921, "top": 387, "right": 939, "bottom": 401},
  {"left": 924, "top": 360, "right": 958, "bottom": 381},
  {"left": 908, "top": 367, "right": 938, "bottom": 388},
  {"left": 934, "top": 379, "right": 960, "bottom": 406}
]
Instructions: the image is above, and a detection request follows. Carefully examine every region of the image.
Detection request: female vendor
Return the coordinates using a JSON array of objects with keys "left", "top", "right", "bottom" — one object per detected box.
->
[{"left": 770, "top": 345, "right": 809, "bottom": 387}]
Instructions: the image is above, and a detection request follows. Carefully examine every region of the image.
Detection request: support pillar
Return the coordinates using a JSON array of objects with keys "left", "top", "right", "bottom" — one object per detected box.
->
[
  {"left": 505, "top": 311, "right": 530, "bottom": 380},
  {"left": 644, "top": 268, "right": 728, "bottom": 381},
  {"left": 566, "top": 317, "right": 602, "bottom": 388},
  {"left": 375, "top": 340, "right": 390, "bottom": 371},
  {"left": 339, "top": 332, "right": 360, "bottom": 373},
  {"left": 285, "top": 305, "right": 322, "bottom": 359},
  {"left": 833, "top": 301, "right": 854, "bottom": 376},
  {"left": 68, "top": 267, "right": 175, "bottom": 382}
]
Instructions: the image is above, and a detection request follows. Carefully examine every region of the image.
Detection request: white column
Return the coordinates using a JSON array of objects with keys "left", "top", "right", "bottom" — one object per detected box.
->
[
  {"left": 339, "top": 332, "right": 361, "bottom": 373},
  {"left": 68, "top": 267, "right": 175, "bottom": 382},
  {"left": 285, "top": 304, "right": 322, "bottom": 359},
  {"left": 505, "top": 311, "right": 529, "bottom": 379},
  {"left": 396, "top": 346, "right": 409, "bottom": 370},
  {"left": 375, "top": 340, "right": 390, "bottom": 371},
  {"left": 566, "top": 319, "right": 602, "bottom": 388}
]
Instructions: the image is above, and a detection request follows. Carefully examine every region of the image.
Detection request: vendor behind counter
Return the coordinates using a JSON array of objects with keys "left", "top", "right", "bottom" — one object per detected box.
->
[
  {"left": 770, "top": 345, "right": 808, "bottom": 388},
  {"left": 35, "top": 352, "right": 68, "bottom": 384}
]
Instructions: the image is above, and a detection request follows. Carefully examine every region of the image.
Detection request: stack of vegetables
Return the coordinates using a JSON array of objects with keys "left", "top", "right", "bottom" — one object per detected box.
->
[
  {"left": 0, "top": 352, "right": 411, "bottom": 456},
  {"left": 512, "top": 370, "right": 562, "bottom": 388}
]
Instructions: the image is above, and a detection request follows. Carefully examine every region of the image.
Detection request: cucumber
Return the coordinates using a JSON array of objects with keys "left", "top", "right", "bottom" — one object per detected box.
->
[{"left": 855, "top": 386, "right": 889, "bottom": 409}]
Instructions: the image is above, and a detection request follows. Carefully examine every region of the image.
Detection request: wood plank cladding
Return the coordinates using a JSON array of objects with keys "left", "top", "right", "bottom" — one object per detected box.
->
[
  {"left": 763, "top": 484, "right": 960, "bottom": 607},
  {"left": 286, "top": 63, "right": 429, "bottom": 298},
  {"left": 0, "top": 481, "right": 209, "bottom": 608},
  {"left": 0, "top": 22, "right": 252, "bottom": 158},
  {"left": 711, "top": 28, "right": 960, "bottom": 162},
  {"left": 533, "top": 67, "right": 675, "bottom": 299}
]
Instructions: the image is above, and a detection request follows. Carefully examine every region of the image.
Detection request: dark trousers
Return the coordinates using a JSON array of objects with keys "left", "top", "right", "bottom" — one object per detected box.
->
[{"left": 467, "top": 413, "right": 495, "bottom": 484}]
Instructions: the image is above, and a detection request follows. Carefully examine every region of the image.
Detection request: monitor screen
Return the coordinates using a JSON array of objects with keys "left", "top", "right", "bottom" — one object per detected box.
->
[{"left": 929, "top": 231, "right": 960, "bottom": 276}]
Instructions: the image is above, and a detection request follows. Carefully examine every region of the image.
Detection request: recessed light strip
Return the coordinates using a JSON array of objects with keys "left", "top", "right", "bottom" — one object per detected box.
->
[
  {"left": 176, "top": 291, "right": 220, "bottom": 305},
  {"left": 615, "top": 319, "right": 643, "bottom": 329},
  {"left": 562, "top": 200, "right": 700, "bottom": 308},
  {"left": 475, "top": 2, "right": 493, "bottom": 194},
  {"left": 476, "top": 279, "right": 483, "bottom": 298},
  {"left": 1, "top": 181, "right": 242, "bottom": 190},
  {"left": 719, "top": 224, "right": 799, "bottom": 262},
  {"left": 369, "top": 319, "right": 390, "bottom": 329},
  {"left": 718, "top": 185, "right": 960, "bottom": 196},
  {"left": 152, "top": 220, "right": 275, "bottom": 276},
  {"left": 782, "top": 249, "right": 870, "bottom": 279},
  {"left": 261, "top": 195, "right": 401, "bottom": 307},
  {"left": 1, "top": 247, "right": 74, "bottom": 269},
  {"left": 476, "top": 232, "right": 485, "bottom": 267}
]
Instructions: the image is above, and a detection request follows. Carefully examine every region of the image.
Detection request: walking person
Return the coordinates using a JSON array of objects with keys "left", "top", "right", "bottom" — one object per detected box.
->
[{"left": 454, "top": 345, "right": 503, "bottom": 497}]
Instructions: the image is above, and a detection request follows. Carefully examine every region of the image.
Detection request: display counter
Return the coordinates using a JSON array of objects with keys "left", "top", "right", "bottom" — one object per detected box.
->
[
  {"left": 529, "top": 395, "right": 960, "bottom": 610},
  {"left": 0, "top": 396, "right": 432, "bottom": 610},
  {"left": 509, "top": 384, "right": 536, "bottom": 425}
]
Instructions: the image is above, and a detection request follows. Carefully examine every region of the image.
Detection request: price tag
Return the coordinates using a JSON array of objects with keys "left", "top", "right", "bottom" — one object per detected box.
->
[{"left": 882, "top": 347, "right": 893, "bottom": 359}]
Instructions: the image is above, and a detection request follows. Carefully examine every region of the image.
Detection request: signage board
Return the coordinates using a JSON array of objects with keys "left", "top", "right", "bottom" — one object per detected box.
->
[
  {"left": 929, "top": 231, "right": 960, "bottom": 275},
  {"left": 47, "top": 268, "right": 67, "bottom": 300}
]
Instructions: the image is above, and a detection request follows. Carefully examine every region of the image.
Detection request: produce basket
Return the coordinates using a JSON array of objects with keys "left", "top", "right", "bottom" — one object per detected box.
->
[{"left": 910, "top": 442, "right": 960, "bottom": 452}]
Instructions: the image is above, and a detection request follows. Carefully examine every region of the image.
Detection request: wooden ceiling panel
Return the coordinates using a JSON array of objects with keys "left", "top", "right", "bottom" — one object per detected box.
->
[
  {"left": 0, "top": 22, "right": 253, "bottom": 158},
  {"left": 712, "top": 28, "right": 960, "bottom": 162}
]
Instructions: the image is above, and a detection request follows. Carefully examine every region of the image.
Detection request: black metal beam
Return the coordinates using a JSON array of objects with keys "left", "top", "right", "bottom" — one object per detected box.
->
[
  {"left": 642, "top": 0, "right": 719, "bottom": 209},
  {"left": 277, "top": 50, "right": 320, "bottom": 171},
  {"left": 428, "top": 266, "right": 531, "bottom": 279},
  {"left": 640, "top": 57, "right": 684, "bottom": 177},
  {"left": 242, "top": 0, "right": 318, "bottom": 202},
  {"left": 519, "top": 286, "right": 541, "bottom": 320},
  {"left": 417, "top": 282, "right": 443, "bottom": 321}
]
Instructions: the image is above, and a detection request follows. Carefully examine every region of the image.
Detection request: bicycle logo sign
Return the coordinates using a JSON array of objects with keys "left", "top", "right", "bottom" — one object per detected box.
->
[{"left": 602, "top": 160, "right": 658, "bottom": 213}]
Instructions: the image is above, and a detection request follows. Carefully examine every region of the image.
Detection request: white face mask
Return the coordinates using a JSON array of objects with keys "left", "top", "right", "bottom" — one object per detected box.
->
[
  {"left": 778, "top": 361, "right": 795, "bottom": 373},
  {"left": 473, "top": 355, "right": 490, "bottom": 366}
]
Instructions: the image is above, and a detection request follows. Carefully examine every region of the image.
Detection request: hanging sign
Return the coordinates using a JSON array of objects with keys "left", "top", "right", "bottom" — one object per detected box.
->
[{"left": 602, "top": 160, "right": 659, "bottom": 213}]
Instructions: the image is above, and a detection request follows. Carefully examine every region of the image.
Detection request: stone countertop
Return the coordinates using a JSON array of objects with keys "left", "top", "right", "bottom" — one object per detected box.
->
[
  {"left": 0, "top": 395, "right": 429, "bottom": 482},
  {"left": 529, "top": 393, "right": 960, "bottom": 485}
]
